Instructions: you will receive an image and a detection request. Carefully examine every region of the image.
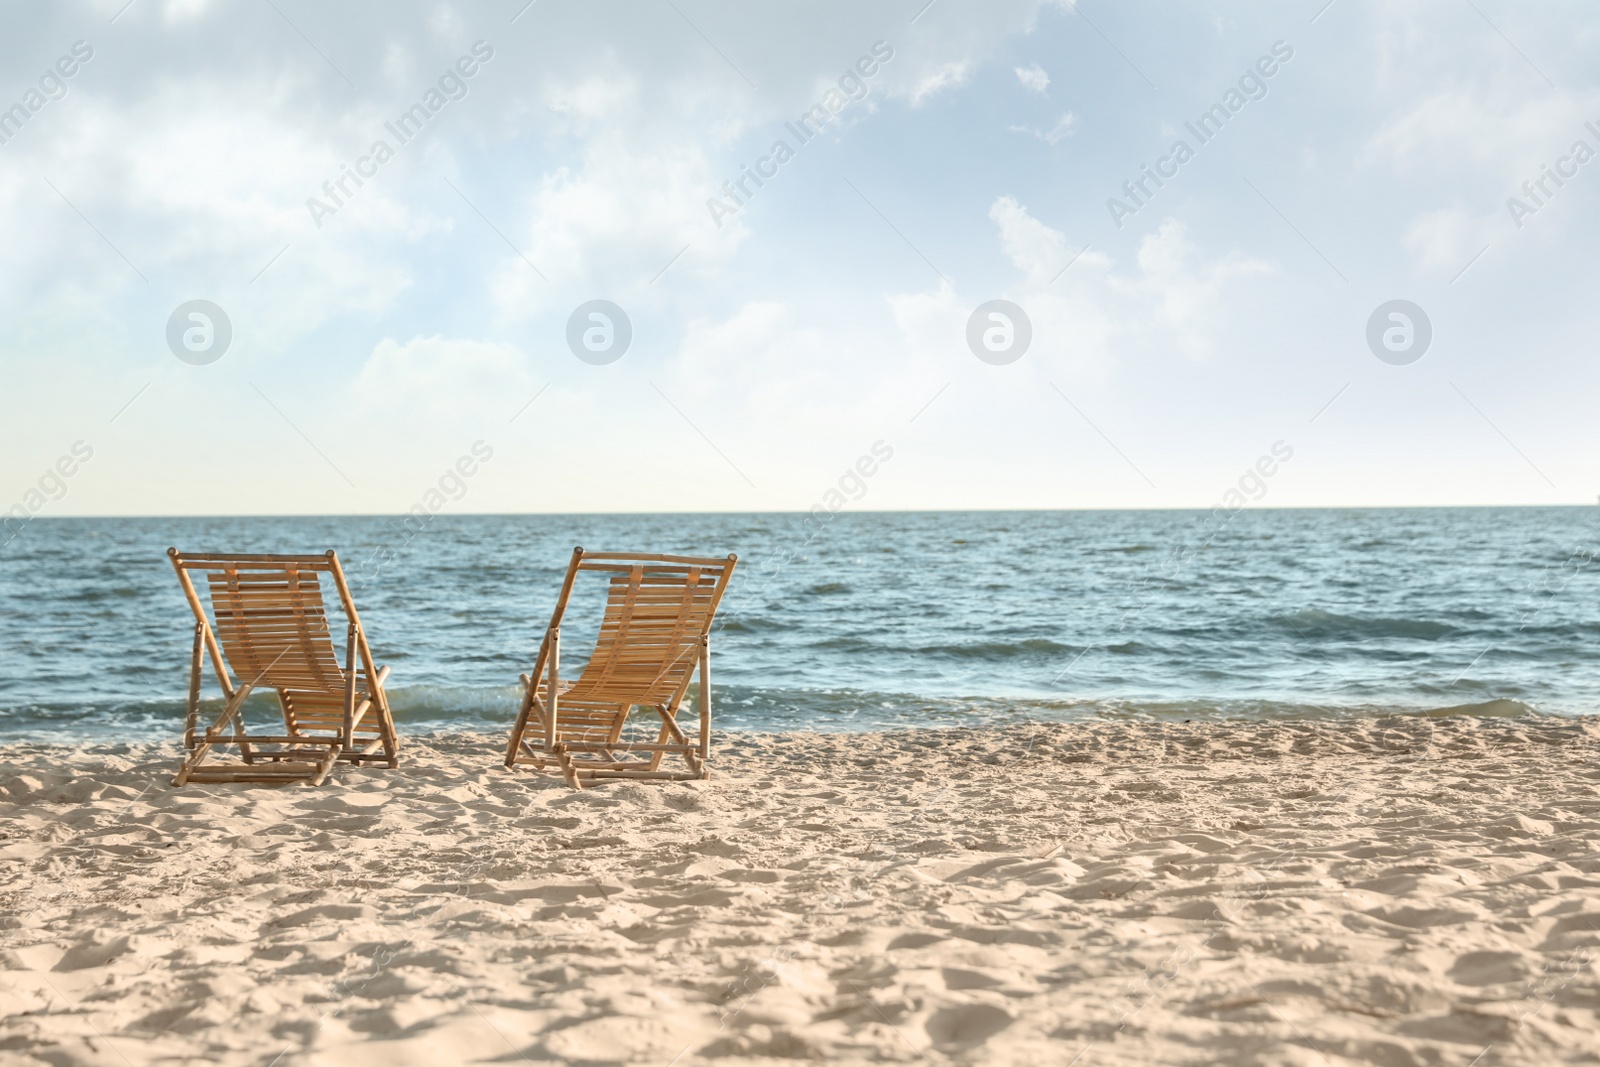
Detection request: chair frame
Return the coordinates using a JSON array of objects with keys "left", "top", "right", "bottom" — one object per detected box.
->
[
  {"left": 505, "top": 547, "right": 737, "bottom": 788},
  {"left": 167, "top": 549, "right": 398, "bottom": 786}
]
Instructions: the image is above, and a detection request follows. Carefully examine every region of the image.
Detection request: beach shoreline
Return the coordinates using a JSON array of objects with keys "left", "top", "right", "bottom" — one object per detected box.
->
[{"left": 3, "top": 716, "right": 1598, "bottom": 1065}]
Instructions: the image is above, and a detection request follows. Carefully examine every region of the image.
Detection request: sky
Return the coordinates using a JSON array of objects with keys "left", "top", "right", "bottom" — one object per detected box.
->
[{"left": 1, "top": 0, "right": 1598, "bottom": 516}]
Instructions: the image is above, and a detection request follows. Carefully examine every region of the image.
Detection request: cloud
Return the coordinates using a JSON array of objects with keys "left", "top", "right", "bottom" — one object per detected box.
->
[
  {"left": 486, "top": 132, "right": 748, "bottom": 323},
  {"left": 1362, "top": 88, "right": 1571, "bottom": 177},
  {"left": 990, "top": 195, "right": 1073, "bottom": 287},
  {"left": 355, "top": 335, "right": 535, "bottom": 418},
  {"left": 1402, "top": 207, "right": 1497, "bottom": 272},
  {"left": 876, "top": 0, "right": 1048, "bottom": 107},
  {"left": 978, "top": 198, "right": 1117, "bottom": 376},
  {"left": 0, "top": 74, "right": 447, "bottom": 366},
  {"left": 1118, "top": 219, "right": 1271, "bottom": 357},
  {"left": 1015, "top": 63, "right": 1049, "bottom": 93},
  {"left": 985, "top": 198, "right": 1268, "bottom": 363},
  {"left": 887, "top": 278, "right": 967, "bottom": 366},
  {"left": 907, "top": 60, "right": 971, "bottom": 105},
  {"left": 1008, "top": 111, "right": 1076, "bottom": 144}
]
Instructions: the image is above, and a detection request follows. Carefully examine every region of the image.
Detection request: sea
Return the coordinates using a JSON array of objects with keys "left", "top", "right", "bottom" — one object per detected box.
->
[{"left": 2, "top": 508, "right": 1598, "bottom": 742}]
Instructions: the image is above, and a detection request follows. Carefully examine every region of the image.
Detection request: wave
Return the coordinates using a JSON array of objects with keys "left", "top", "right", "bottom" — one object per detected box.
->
[
  {"left": 386, "top": 684, "right": 521, "bottom": 721},
  {"left": 1269, "top": 609, "right": 1456, "bottom": 640},
  {"left": 917, "top": 638, "right": 1077, "bottom": 659},
  {"left": 1405, "top": 698, "right": 1534, "bottom": 718},
  {"left": 800, "top": 637, "right": 1077, "bottom": 660},
  {"left": 0, "top": 684, "right": 525, "bottom": 743},
  {"left": 701, "top": 688, "right": 1550, "bottom": 732},
  {"left": 0, "top": 685, "right": 1559, "bottom": 744}
]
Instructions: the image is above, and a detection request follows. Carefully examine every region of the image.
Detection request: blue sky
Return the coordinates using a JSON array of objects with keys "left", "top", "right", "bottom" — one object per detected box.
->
[{"left": 2, "top": 0, "right": 1598, "bottom": 515}]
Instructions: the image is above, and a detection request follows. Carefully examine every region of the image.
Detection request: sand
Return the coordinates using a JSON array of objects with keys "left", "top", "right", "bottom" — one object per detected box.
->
[{"left": 2, "top": 716, "right": 1599, "bottom": 1066}]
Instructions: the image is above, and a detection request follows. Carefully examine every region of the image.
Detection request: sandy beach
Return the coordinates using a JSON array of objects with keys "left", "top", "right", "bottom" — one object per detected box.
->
[{"left": 2, "top": 716, "right": 1599, "bottom": 1066}]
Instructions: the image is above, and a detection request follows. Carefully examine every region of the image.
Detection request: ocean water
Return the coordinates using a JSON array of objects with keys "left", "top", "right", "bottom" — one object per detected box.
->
[{"left": 2, "top": 508, "right": 1598, "bottom": 742}]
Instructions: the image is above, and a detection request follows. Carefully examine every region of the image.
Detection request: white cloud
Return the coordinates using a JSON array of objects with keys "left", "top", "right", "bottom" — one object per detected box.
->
[
  {"left": 1361, "top": 83, "right": 1600, "bottom": 183},
  {"left": 1118, "top": 219, "right": 1271, "bottom": 357},
  {"left": 1015, "top": 63, "right": 1049, "bottom": 93},
  {"left": 1008, "top": 110, "right": 1076, "bottom": 144},
  {"left": 986, "top": 199, "right": 1269, "bottom": 363},
  {"left": 487, "top": 134, "right": 747, "bottom": 323},
  {"left": 990, "top": 195, "right": 1071, "bottom": 287},
  {"left": 1402, "top": 207, "right": 1497, "bottom": 272},
  {"left": 0, "top": 75, "right": 443, "bottom": 361},
  {"left": 161, "top": 0, "right": 212, "bottom": 23},
  {"left": 888, "top": 278, "right": 967, "bottom": 366},
  {"left": 355, "top": 335, "right": 535, "bottom": 418},
  {"left": 1046, "top": 111, "right": 1077, "bottom": 142},
  {"left": 540, "top": 61, "right": 650, "bottom": 135},
  {"left": 907, "top": 60, "right": 971, "bottom": 105}
]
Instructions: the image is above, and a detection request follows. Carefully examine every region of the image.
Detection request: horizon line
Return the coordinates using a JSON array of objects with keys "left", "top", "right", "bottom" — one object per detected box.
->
[{"left": 13, "top": 502, "right": 1600, "bottom": 521}]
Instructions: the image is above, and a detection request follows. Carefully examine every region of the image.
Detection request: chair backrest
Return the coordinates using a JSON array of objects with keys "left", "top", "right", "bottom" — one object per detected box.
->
[
  {"left": 168, "top": 551, "right": 363, "bottom": 694},
  {"left": 550, "top": 551, "right": 737, "bottom": 707},
  {"left": 205, "top": 565, "right": 343, "bottom": 691}
]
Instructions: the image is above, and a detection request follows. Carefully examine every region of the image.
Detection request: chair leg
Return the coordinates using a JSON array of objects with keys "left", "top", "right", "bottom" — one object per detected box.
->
[
  {"left": 507, "top": 674, "right": 535, "bottom": 768},
  {"left": 172, "top": 742, "right": 213, "bottom": 786},
  {"left": 654, "top": 709, "right": 705, "bottom": 779},
  {"left": 375, "top": 694, "right": 400, "bottom": 769},
  {"left": 235, "top": 705, "right": 255, "bottom": 764},
  {"left": 554, "top": 743, "right": 583, "bottom": 790},
  {"left": 184, "top": 624, "right": 203, "bottom": 750},
  {"left": 309, "top": 744, "right": 338, "bottom": 787},
  {"left": 647, "top": 717, "right": 670, "bottom": 771}
]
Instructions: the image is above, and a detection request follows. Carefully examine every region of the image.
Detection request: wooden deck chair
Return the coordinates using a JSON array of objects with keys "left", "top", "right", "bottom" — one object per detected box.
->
[
  {"left": 166, "top": 549, "right": 398, "bottom": 787},
  {"left": 505, "top": 548, "right": 737, "bottom": 789}
]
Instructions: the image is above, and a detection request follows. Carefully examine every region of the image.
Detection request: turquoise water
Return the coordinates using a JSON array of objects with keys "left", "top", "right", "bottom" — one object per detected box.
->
[{"left": 2, "top": 508, "right": 1598, "bottom": 741}]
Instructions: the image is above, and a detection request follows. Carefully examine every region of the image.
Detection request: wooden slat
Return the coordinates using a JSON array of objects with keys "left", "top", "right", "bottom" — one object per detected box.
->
[
  {"left": 577, "top": 551, "right": 736, "bottom": 565},
  {"left": 174, "top": 552, "right": 336, "bottom": 567},
  {"left": 579, "top": 769, "right": 706, "bottom": 780},
  {"left": 194, "top": 735, "right": 341, "bottom": 746}
]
